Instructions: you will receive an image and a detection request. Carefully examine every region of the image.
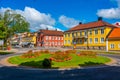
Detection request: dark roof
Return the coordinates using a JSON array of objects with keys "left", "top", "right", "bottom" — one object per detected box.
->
[
  {"left": 39, "top": 30, "right": 63, "bottom": 36},
  {"left": 65, "top": 20, "right": 117, "bottom": 32}
]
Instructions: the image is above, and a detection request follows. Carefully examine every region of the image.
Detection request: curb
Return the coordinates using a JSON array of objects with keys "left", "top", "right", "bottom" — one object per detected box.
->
[{"left": 0, "top": 56, "right": 117, "bottom": 71}]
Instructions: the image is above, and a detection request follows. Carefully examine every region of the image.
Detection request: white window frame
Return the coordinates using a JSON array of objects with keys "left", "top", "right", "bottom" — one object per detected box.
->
[
  {"left": 80, "top": 31, "right": 82, "bottom": 36},
  {"left": 118, "top": 44, "right": 120, "bottom": 48},
  {"left": 80, "top": 39, "right": 82, "bottom": 44},
  {"left": 100, "top": 28, "right": 104, "bottom": 34},
  {"left": 89, "top": 38, "right": 92, "bottom": 44},
  {"left": 94, "top": 29, "right": 98, "bottom": 35},
  {"left": 68, "top": 40, "right": 70, "bottom": 44},
  {"left": 95, "top": 38, "right": 98, "bottom": 43},
  {"left": 89, "top": 29, "right": 92, "bottom": 35},
  {"left": 100, "top": 37, "right": 104, "bottom": 43},
  {"left": 84, "top": 30, "right": 87, "bottom": 36},
  {"left": 46, "top": 36, "right": 48, "bottom": 40},
  {"left": 110, "top": 44, "right": 114, "bottom": 49},
  {"left": 58, "top": 42, "right": 60, "bottom": 45},
  {"left": 49, "top": 36, "right": 51, "bottom": 40},
  {"left": 84, "top": 39, "right": 87, "bottom": 44}
]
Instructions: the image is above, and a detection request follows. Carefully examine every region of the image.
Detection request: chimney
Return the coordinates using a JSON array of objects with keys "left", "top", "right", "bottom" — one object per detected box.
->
[
  {"left": 116, "top": 22, "right": 119, "bottom": 26},
  {"left": 55, "top": 29, "right": 57, "bottom": 31},
  {"left": 46, "top": 27, "right": 48, "bottom": 30},
  {"left": 98, "top": 17, "right": 102, "bottom": 21},
  {"left": 79, "top": 22, "right": 82, "bottom": 25}
]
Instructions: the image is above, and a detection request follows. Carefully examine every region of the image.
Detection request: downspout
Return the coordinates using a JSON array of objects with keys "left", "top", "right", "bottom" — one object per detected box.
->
[{"left": 106, "top": 38, "right": 108, "bottom": 52}]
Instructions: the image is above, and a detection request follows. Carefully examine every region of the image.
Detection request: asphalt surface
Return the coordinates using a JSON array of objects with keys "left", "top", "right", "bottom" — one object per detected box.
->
[{"left": 0, "top": 48, "right": 120, "bottom": 80}]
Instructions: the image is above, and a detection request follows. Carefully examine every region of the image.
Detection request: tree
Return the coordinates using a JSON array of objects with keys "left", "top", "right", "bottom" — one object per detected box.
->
[{"left": 0, "top": 10, "right": 30, "bottom": 45}]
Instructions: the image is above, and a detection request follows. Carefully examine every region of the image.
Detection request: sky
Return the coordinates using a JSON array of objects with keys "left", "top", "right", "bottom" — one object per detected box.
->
[{"left": 0, "top": 0, "right": 120, "bottom": 32}]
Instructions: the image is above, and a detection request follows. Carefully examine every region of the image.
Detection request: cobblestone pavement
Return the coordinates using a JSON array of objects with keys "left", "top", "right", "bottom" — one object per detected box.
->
[{"left": 0, "top": 48, "right": 120, "bottom": 80}]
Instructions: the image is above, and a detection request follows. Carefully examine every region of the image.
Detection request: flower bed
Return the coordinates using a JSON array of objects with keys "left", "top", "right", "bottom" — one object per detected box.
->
[
  {"left": 51, "top": 51, "right": 72, "bottom": 62},
  {"left": 77, "top": 51, "right": 97, "bottom": 57},
  {"left": 21, "top": 50, "right": 40, "bottom": 58}
]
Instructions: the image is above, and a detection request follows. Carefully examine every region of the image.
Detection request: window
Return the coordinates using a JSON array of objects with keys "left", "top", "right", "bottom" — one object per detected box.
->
[
  {"left": 55, "top": 42, "right": 57, "bottom": 45},
  {"left": 118, "top": 44, "right": 120, "bottom": 48},
  {"left": 89, "top": 30, "right": 92, "bottom": 35},
  {"left": 52, "top": 36, "right": 54, "bottom": 40},
  {"left": 68, "top": 33, "right": 70, "bottom": 37},
  {"left": 65, "top": 34, "right": 67, "bottom": 37},
  {"left": 76, "top": 32, "right": 78, "bottom": 37},
  {"left": 95, "top": 29, "right": 98, "bottom": 34},
  {"left": 68, "top": 40, "right": 70, "bottom": 44},
  {"left": 46, "top": 36, "right": 48, "bottom": 40},
  {"left": 49, "top": 36, "right": 51, "bottom": 40},
  {"left": 100, "top": 37, "right": 104, "bottom": 43},
  {"left": 61, "top": 42, "right": 63, "bottom": 45},
  {"left": 80, "top": 31, "right": 82, "bottom": 36},
  {"left": 58, "top": 37, "right": 60, "bottom": 40},
  {"left": 46, "top": 42, "right": 48, "bottom": 45},
  {"left": 52, "top": 42, "right": 54, "bottom": 45},
  {"left": 101, "top": 28, "right": 104, "bottom": 34},
  {"left": 95, "top": 38, "right": 98, "bottom": 43},
  {"left": 61, "top": 37, "right": 63, "bottom": 40},
  {"left": 84, "top": 39, "right": 87, "bottom": 44},
  {"left": 89, "top": 38, "right": 92, "bottom": 44},
  {"left": 72, "top": 33, "right": 74, "bottom": 37},
  {"left": 56, "top": 37, "right": 57, "bottom": 40},
  {"left": 80, "top": 39, "right": 82, "bottom": 44},
  {"left": 84, "top": 31, "right": 87, "bottom": 36},
  {"left": 65, "top": 40, "right": 67, "bottom": 44},
  {"left": 110, "top": 44, "right": 114, "bottom": 48},
  {"left": 58, "top": 42, "right": 60, "bottom": 45}
]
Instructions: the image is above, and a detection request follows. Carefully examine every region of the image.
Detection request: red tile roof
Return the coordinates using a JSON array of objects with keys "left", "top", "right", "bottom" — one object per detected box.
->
[
  {"left": 40, "top": 30, "right": 63, "bottom": 36},
  {"left": 66, "top": 20, "right": 117, "bottom": 32},
  {"left": 108, "top": 28, "right": 120, "bottom": 38}
]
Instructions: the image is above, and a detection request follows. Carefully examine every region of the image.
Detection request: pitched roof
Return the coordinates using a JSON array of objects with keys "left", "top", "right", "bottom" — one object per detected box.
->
[
  {"left": 108, "top": 28, "right": 120, "bottom": 38},
  {"left": 40, "top": 30, "right": 63, "bottom": 36},
  {"left": 66, "top": 20, "right": 117, "bottom": 32}
]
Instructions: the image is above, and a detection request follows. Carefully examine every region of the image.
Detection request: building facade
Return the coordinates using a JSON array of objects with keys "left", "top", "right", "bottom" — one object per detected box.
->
[
  {"left": 37, "top": 29, "right": 63, "bottom": 47},
  {"left": 107, "top": 28, "right": 120, "bottom": 51},
  {"left": 64, "top": 18, "right": 117, "bottom": 50}
]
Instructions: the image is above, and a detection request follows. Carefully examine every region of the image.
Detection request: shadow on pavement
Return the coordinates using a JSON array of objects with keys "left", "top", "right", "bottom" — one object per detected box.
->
[
  {"left": 19, "top": 60, "right": 59, "bottom": 69},
  {"left": 0, "top": 65, "right": 120, "bottom": 80}
]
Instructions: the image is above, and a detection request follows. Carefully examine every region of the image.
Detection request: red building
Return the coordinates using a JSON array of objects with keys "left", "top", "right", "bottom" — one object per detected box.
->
[{"left": 37, "top": 29, "right": 63, "bottom": 47}]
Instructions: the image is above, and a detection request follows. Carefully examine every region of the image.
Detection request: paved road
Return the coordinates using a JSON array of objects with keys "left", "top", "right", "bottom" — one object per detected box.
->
[{"left": 0, "top": 48, "right": 120, "bottom": 80}]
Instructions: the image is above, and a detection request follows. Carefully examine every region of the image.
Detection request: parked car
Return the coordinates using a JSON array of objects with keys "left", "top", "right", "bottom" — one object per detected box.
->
[{"left": 21, "top": 42, "right": 34, "bottom": 48}]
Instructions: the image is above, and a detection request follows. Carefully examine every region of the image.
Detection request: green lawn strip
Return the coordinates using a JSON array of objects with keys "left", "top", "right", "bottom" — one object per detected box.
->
[
  {"left": 8, "top": 53, "right": 110, "bottom": 68},
  {"left": 0, "top": 52, "right": 13, "bottom": 55},
  {"left": 77, "top": 50, "right": 120, "bottom": 54}
]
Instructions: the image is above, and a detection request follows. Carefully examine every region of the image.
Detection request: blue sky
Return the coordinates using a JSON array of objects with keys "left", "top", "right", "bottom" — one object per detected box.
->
[{"left": 0, "top": 0, "right": 120, "bottom": 31}]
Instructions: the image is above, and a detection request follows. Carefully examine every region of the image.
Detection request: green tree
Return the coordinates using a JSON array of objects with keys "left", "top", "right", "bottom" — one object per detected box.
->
[{"left": 0, "top": 10, "right": 30, "bottom": 45}]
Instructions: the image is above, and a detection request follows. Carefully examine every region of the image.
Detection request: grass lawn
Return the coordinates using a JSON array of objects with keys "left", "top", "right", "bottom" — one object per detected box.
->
[
  {"left": 0, "top": 51, "right": 13, "bottom": 55},
  {"left": 77, "top": 50, "right": 120, "bottom": 54},
  {"left": 8, "top": 53, "right": 110, "bottom": 68}
]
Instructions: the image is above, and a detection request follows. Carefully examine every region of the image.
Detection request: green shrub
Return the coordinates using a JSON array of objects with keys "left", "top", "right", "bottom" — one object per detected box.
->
[{"left": 42, "top": 58, "right": 51, "bottom": 68}]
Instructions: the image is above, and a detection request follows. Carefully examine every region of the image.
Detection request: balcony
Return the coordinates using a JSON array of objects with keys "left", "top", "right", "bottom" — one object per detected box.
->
[{"left": 73, "top": 35, "right": 88, "bottom": 39}]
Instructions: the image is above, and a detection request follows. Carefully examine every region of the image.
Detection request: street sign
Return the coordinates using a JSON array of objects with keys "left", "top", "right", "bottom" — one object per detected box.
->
[{"left": 0, "top": 40, "right": 4, "bottom": 46}]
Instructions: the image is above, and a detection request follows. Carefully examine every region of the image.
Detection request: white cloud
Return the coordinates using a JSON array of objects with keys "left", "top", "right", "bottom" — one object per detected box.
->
[
  {"left": 97, "top": 8, "right": 120, "bottom": 19},
  {"left": 97, "top": 0, "right": 120, "bottom": 19},
  {"left": 0, "top": 7, "right": 62, "bottom": 31},
  {"left": 59, "top": 15, "right": 80, "bottom": 28}
]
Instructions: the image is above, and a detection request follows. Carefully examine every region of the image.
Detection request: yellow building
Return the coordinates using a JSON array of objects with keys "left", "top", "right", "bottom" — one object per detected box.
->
[
  {"left": 107, "top": 28, "right": 120, "bottom": 51},
  {"left": 64, "top": 18, "right": 117, "bottom": 50},
  {"left": 22, "top": 32, "right": 37, "bottom": 45}
]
